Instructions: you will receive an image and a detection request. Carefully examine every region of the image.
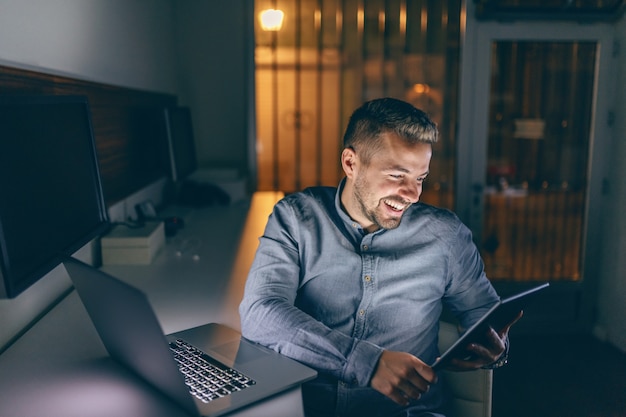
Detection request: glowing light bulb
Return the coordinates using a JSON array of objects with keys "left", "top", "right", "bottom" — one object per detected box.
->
[{"left": 259, "top": 9, "right": 284, "bottom": 31}]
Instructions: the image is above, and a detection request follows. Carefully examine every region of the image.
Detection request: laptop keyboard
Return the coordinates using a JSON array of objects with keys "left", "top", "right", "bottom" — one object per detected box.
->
[{"left": 169, "top": 339, "right": 256, "bottom": 403}]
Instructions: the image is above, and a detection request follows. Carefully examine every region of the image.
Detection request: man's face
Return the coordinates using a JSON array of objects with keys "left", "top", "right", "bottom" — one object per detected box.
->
[{"left": 342, "top": 132, "right": 432, "bottom": 232}]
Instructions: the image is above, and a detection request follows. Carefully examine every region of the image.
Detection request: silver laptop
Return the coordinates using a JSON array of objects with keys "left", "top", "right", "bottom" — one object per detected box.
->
[{"left": 64, "top": 257, "right": 317, "bottom": 417}]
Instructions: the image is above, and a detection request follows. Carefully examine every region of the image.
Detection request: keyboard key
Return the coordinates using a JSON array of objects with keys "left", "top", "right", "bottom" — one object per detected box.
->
[{"left": 169, "top": 339, "right": 256, "bottom": 403}]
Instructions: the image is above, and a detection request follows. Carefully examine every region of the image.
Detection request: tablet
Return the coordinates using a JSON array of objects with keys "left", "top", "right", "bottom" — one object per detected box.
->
[{"left": 432, "top": 282, "right": 550, "bottom": 370}]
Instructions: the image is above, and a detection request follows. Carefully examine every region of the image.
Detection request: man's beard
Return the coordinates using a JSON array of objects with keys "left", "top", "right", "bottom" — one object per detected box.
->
[{"left": 353, "top": 175, "right": 406, "bottom": 230}]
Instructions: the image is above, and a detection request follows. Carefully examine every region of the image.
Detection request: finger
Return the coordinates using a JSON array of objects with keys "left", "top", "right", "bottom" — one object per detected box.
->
[
  {"left": 484, "top": 327, "right": 506, "bottom": 351},
  {"left": 370, "top": 351, "right": 436, "bottom": 404},
  {"left": 461, "top": 333, "right": 504, "bottom": 365},
  {"left": 462, "top": 344, "right": 494, "bottom": 365},
  {"left": 448, "top": 356, "right": 482, "bottom": 371},
  {"left": 400, "top": 374, "right": 431, "bottom": 399},
  {"left": 390, "top": 377, "right": 431, "bottom": 407},
  {"left": 388, "top": 389, "right": 415, "bottom": 406},
  {"left": 376, "top": 378, "right": 423, "bottom": 406},
  {"left": 499, "top": 310, "right": 524, "bottom": 337},
  {"left": 395, "top": 355, "right": 437, "bottom": 386},
  {"left": 383, "top": 370, "right": 432, "bottom": 404}
]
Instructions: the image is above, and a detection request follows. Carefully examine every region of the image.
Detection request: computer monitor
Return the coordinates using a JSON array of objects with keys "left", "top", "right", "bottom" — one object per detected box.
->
[
  {"left": 0, "top": 95, "right": 110, "bottom": 299},
  {"left": 163, "top": 106, "right": 197, "bottom": 183}
]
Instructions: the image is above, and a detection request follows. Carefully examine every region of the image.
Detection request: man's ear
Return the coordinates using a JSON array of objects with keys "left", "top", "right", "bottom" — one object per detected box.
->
[{"left": 341, "top": 147, "right": 357, "bottom": 178}]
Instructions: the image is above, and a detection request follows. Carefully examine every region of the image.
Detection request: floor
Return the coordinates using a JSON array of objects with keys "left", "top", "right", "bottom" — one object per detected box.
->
[{"left": 492, "top": 332, "right": 626, "bottom": 417}]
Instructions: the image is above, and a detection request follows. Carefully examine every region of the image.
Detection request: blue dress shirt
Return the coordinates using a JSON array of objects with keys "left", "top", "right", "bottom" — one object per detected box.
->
[{"left": 239, "top": 181, "right": 499, "bottom": 416}]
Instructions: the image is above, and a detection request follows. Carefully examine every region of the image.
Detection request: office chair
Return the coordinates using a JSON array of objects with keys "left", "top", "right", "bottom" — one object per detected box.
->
[{"left": 438, "top": 321, "right": 493, "bottom": 417}]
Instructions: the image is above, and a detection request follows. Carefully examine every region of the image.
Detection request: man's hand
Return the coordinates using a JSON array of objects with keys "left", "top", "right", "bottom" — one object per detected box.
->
[
  {"left": 370, "top": 350, "right": 437, "bottom": 406},
  {"left": 447, "top": 310, "right": 523, "bottom": 371}
]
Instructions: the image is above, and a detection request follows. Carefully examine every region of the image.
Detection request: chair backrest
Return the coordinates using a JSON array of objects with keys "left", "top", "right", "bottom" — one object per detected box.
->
[{"left": 438, "top": 321, "right": 493, "bottom": 417}]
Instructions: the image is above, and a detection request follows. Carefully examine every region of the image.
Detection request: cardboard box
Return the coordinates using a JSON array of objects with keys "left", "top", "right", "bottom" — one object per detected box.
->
[{"left": 101, "top": 222, "right": 165, "bottom": 265}]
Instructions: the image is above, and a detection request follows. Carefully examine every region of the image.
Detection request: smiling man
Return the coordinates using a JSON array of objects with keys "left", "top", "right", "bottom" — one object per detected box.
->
[{"left": 239, "top": 98, "right": 513, "bottom": 417}]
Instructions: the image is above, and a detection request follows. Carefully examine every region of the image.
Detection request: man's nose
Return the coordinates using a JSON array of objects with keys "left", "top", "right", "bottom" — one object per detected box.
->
[{"left": 399, "top": 180, "right": 421, "bottom": 203}]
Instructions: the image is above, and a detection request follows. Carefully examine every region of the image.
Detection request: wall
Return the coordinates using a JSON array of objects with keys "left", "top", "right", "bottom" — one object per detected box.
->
[
  {"left": 0, "top": 0, "right": 178, "bottom": 94},
  {"left": 594, "top": 16, "right": 626, "bottom": 353},
  {"left": 0, "top": 0, "right": 179, "bottom": 351},
  {"left": 172, "top": 0, "right": 256, "bottom": 183}
]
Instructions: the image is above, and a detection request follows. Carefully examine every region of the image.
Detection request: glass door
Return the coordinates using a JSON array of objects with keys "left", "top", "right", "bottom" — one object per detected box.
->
[
  {"left": 457, "top": 12, "right": 615, "bottom": 332},
  {"left": 483, "top": 40, "right": 595, "bottom": 283}
]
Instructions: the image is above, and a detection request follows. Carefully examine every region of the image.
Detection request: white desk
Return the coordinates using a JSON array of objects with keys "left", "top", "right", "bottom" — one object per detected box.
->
[{"left": 0, "top": 192, "right": 304, "bottom": 417}]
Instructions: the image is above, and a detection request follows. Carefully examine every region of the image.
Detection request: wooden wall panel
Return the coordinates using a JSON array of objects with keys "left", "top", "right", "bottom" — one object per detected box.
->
[{"left": 0, "top": 65, "right": 177, "bottom": 206}]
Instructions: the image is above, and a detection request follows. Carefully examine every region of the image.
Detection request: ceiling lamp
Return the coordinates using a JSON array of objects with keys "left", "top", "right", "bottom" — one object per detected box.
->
[{"left": 259, "top": 9, "right": 285, "bottom": 31}]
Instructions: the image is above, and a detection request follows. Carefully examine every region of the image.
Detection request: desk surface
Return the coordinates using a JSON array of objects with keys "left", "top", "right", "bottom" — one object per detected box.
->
[{"left": 0, "top": 192, "right": 304, "bottom": 417}]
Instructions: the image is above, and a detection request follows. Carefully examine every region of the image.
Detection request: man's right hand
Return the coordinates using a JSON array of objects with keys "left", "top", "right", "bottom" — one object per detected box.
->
[{"left": 369, "top": 350, "right": 437, "bottom": 406}]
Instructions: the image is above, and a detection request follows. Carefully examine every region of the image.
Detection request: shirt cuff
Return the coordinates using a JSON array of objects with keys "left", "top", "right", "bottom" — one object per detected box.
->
[{"left": 342, "top": 339, "right": 384, "bottom": 386}]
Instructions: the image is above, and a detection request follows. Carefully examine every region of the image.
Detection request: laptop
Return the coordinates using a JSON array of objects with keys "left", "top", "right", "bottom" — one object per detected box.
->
[{"left": 64, "top": 257, "right": 317, "bottom": 417}]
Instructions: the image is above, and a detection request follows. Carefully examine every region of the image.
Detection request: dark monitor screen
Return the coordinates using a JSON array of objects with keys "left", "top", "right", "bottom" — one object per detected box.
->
[
  {"left": 0, "top": 95, "right": 109, "bottom": 298},
  {"left": 164, "top": 107, "right": 197, "bottom": 183}
]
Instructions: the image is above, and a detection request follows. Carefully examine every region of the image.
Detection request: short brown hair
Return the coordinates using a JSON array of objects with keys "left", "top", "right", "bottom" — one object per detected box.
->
[{"left": 342, "top": 98, "right": 438, "bottom": 164}]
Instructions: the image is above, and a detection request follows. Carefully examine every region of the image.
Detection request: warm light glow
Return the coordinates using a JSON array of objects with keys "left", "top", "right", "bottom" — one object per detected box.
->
[
  {"left": 259, "top": 9, "right": 284, "bottom": 31},
  {"left": 412, "top": 83, "right": 430, "bottom": 94}
]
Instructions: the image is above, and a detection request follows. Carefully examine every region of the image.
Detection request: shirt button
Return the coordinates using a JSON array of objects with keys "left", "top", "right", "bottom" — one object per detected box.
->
[
  {"left": 364, "top": 275, "right": 371, "bottom": 282},
  {"left": 359, "top": 310, "right": 365, "bottom": 316},
  {"left": 363, "top": 245, "right": 369, "bottom": 251}
]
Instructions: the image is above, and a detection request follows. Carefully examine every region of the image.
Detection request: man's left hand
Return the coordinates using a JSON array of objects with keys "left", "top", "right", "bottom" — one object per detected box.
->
[{"left": 445, "top": 310, "right": 523, "bottom": 371}]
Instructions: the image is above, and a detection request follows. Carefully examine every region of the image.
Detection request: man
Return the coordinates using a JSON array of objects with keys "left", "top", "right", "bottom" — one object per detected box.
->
[{"left": 239, "top": 98, "right": 516, "bottom": 416}]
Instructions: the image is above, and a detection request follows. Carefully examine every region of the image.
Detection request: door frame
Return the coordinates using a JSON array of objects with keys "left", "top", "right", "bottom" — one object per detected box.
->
[{"left": 456, "top": 1, "right": 616, "bottom": 332}]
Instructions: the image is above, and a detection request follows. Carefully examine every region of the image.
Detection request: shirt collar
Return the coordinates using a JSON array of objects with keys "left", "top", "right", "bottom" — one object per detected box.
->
[
  {"left": 334, "top": 178, "right": 362, "bottom": 232},
  {"left": 334, "top": 178, "right": 382, "bottom": 237}
]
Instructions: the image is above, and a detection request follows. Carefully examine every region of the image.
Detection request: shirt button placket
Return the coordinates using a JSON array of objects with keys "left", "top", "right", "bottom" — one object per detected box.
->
[{"left": 354, "top": 237, "right": 374, "bottom": 338}]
